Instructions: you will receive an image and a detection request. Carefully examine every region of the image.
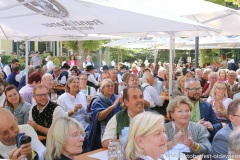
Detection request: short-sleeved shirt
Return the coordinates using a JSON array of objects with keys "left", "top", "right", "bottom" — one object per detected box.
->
[{"left": 31, "top": 56, "right": 42, "bottom": 67}]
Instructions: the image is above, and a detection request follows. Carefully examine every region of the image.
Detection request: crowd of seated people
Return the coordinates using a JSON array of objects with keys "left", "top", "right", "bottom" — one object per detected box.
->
[{"left": 1, "top": 52, "right": 240, "bottom": 160}]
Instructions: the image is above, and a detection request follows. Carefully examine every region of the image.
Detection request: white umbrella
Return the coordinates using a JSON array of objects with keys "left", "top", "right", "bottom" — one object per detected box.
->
[
  {"left": 0, "top": 0, "right": 217, "bottom": 100},
  {"left": 183, "top": 36, "right": 240, "bottom": 49},
  {"left": 0, "top": 0, "right": 216, "bottom": 40}
]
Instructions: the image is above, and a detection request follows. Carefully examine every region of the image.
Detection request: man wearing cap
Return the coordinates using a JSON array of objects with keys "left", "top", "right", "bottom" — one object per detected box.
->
[
  {"left": 101, "top": 65, "right": 109, "bottom": 73},
  {"left": 70, "top": 66, "right": 80, "bottom": 76},
  {"left": 117, "top": 65, "right": 129, "bottom": 83},
  {"left": 30, "top": 52, "right": 42, "bottom": 67},
  {"left": 86, "top": 65, "right": 99, "bottom": 90},
  {"left": 52, "top": 65, "right": 67, "bottom": 86}
]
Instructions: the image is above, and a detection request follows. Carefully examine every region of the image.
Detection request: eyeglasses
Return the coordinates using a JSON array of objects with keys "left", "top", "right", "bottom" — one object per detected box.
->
[
  {"left": 231, "top": 114, "right": 240, "bottom": 118},
  {"left": 105, "top": 85, "right": 114, "bottom": 88},
  {"left": 186, "top": 87, "right": 202, "bottom": 92},
  {"left": 216, "top": 87, "right": 226, "bottom": 91},
  {"left": 34, "top": 93, "right": 49, "bottom": 98},
  {"left": 71, "top": 132, "right": 87, "bottom": 139},
  {"left": 80, "top": 78, "right": 87, "bottom": 81}
]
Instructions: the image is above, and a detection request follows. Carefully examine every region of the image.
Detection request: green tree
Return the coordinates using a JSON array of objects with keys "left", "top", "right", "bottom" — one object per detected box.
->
[
  {"left": 199, "top": 49, "right": 220, "bottom": 67},
  {"left": 63, "top": 41, "right": 78, "bottom": 52},
  {"left": 208, "top": 0, "right": 239, "bottom": 8}
]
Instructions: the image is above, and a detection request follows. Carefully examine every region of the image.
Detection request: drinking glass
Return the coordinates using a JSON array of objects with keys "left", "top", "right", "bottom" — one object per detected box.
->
[
  {"left": 108, "top": 139, "right": 122, "bottom": 160},
  {"left": 51, "top": 93, "right": 57, "bottom": 102}
]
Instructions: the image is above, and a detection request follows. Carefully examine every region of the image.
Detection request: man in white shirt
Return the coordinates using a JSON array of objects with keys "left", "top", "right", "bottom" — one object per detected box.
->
[
  {"left": 83, "top": 55, "right": 94, "bottom": 69},
  {"left": 0, "top": 78, "right": 5, "bottom": 107},
  {"left": 102, "top": 86, "right": 145, "bottom": 148},
  {"left": 86, "top": 65, "right": 99, "bottom": 90},
  {"left": 45, "top": 55, "right": 54, "bottom": 72},
  {"left": 0, "top": 108, "right": 45, "bottom": 160},
  {"left": 3, "top": 59, "right": 19, "bottom": 77},
  {"left": 141, "top": 72, "right": 164, "bottom": 108},
  {"left": 28, "top": 84, "right": 65, "bottom": 136}
]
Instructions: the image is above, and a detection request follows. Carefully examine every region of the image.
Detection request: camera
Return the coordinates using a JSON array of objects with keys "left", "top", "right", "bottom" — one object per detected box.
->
[{"left": 16, "top": 133, "right": 32, "bottom": 148}]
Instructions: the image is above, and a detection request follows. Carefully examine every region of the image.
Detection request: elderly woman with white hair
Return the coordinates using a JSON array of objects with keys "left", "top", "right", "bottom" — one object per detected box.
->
[
  {"left": 124, "top": 112, "right": 168, "bottom": 160},
  {"left": 44, "top": 117, "right": 85, "bottom": 160},
  {"left": 202, "top": 71, "right": 219, "bottom": 97}
]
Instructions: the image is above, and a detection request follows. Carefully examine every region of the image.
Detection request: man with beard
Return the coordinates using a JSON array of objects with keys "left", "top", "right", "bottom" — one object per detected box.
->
[
  {"left": 184, "top": 78, "right": 222, "bottom": 139},
  {"left": 101, "top": 86, "right": 148, "bottom": 148},
  {"left": 0, "top": 78, "right": 6, "bottom": 107},
  {"left": 27, "top": 84, "right": 65, "bottom": 136}
]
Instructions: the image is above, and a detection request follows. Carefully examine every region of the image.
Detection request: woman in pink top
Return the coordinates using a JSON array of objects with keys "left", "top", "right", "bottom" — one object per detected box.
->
[{"left": 68, "top": 55, "right": 78, "bottom": 68}]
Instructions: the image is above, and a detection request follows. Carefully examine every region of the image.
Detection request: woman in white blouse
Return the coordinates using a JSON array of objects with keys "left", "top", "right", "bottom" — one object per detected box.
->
[{"left": 57, "top": 76, "right": 88, "bottom": 130}]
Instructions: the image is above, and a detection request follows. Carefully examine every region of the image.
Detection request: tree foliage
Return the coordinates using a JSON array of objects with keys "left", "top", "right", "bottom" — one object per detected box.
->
[
  {"left": 208, "top": 0, "right": 239, "bottom": 8},
  {"left": 82, "top": 40, "right": 105, "bottom": 56},
  {"left": 63, "top": 41, "right": 78, "bottom": 52}
]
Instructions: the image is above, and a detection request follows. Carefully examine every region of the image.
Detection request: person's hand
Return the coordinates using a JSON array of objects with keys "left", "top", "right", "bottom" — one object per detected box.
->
[
  {"left": 20, "top": 143, "right": 32, "bottom": 160},
  {"left": 112, "top": 96, "right": 121, "bottom": 108},
  {"left": 216, "top": 100, "right": 225, "bottom": 111},
  {"left": 173, "top": 130, "right": 183, "bottom": 144},
  {"left": 74, "top": 104, "right": 82, "bottom": 112},
  {"left": 9, "top": 144, "right": 32, "bottom": 160},
  {"left": 183, "top": 131, "right": 193, "bottom": 148},
  {"left": 209, "top": 100, "right": 214, "bottom": 106},
  {"left": 199, "top": 119, "right": 214, "bottom": 131},
  {"left": 9, "top": 147, "right": 26, "bottom": 160},
  {"left": 160, "top": 96, "right": 165, "bottom": 105},
  {"left": 198, "top": 118, "right": 205, "bottom": 125},
  {"left": 86, "top": 96, "right": 92, "bottom": 105},
  {"left": 27, "top": 120, "right": 38, "bottom": 130}
]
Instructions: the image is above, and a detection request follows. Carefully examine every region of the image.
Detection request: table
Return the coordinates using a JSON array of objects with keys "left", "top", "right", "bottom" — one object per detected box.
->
[
  {"left": 52, "top": 86, "right": 65, "bottom": 91},
  {"left": 74, "top": 148, "right": 107, "bottom": 160},
  {"left": 37, "top": 135, "right": 46, "bottom": 141}
]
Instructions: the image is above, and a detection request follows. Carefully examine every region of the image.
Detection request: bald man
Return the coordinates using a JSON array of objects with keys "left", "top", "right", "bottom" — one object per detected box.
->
[{"left": 0, "top": 108, "right": 45, "bottom": 160}]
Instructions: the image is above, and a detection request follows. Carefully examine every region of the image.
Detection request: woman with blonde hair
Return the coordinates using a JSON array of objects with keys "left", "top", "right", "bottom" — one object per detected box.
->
[
  {"left": 206, "top": 81, "right": 232, "bottom": 122},
  {"left": 218, "top": 69, "right": 227, "bottom": 82},
  {"left": 172, "top": 76, "right": 187, "bottom": 98},
  {"left": 44, "top": 117, "right": 85, "bottom": 160},
  {"left": 124, "top": 112, "right": 167, "bottom": 160},
  {"left": 57, "top": 76, "right": 88, "bottom": 129},
  {"left": 165, "top": 96, "right": 211, "bottom": 156}
]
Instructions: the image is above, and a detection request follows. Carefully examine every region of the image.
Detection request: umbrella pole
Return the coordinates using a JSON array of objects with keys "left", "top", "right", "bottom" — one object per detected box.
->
[
  {"left": 25, "top": 40, "right": 28, "bottom": 84},
  {"left": 195, "top": 37, "right": 199, "bottom": 68},
  {"left": 169, "top": 33, "right": 175, "bottom": 101}
]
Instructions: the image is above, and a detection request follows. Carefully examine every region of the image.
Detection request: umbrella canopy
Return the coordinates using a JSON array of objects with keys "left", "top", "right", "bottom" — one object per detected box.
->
[
  {"left": 123, "top": 0, "right": 238, "bottom": 36},
  {"left": 183, "top": 36, "right": 240, "bottom": 49},
  {"left": 103, "top": 37, "right": 190, "bottom": 49},
  {"left": 0, "top": 0, "right": 217, "bottom": 41}
]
